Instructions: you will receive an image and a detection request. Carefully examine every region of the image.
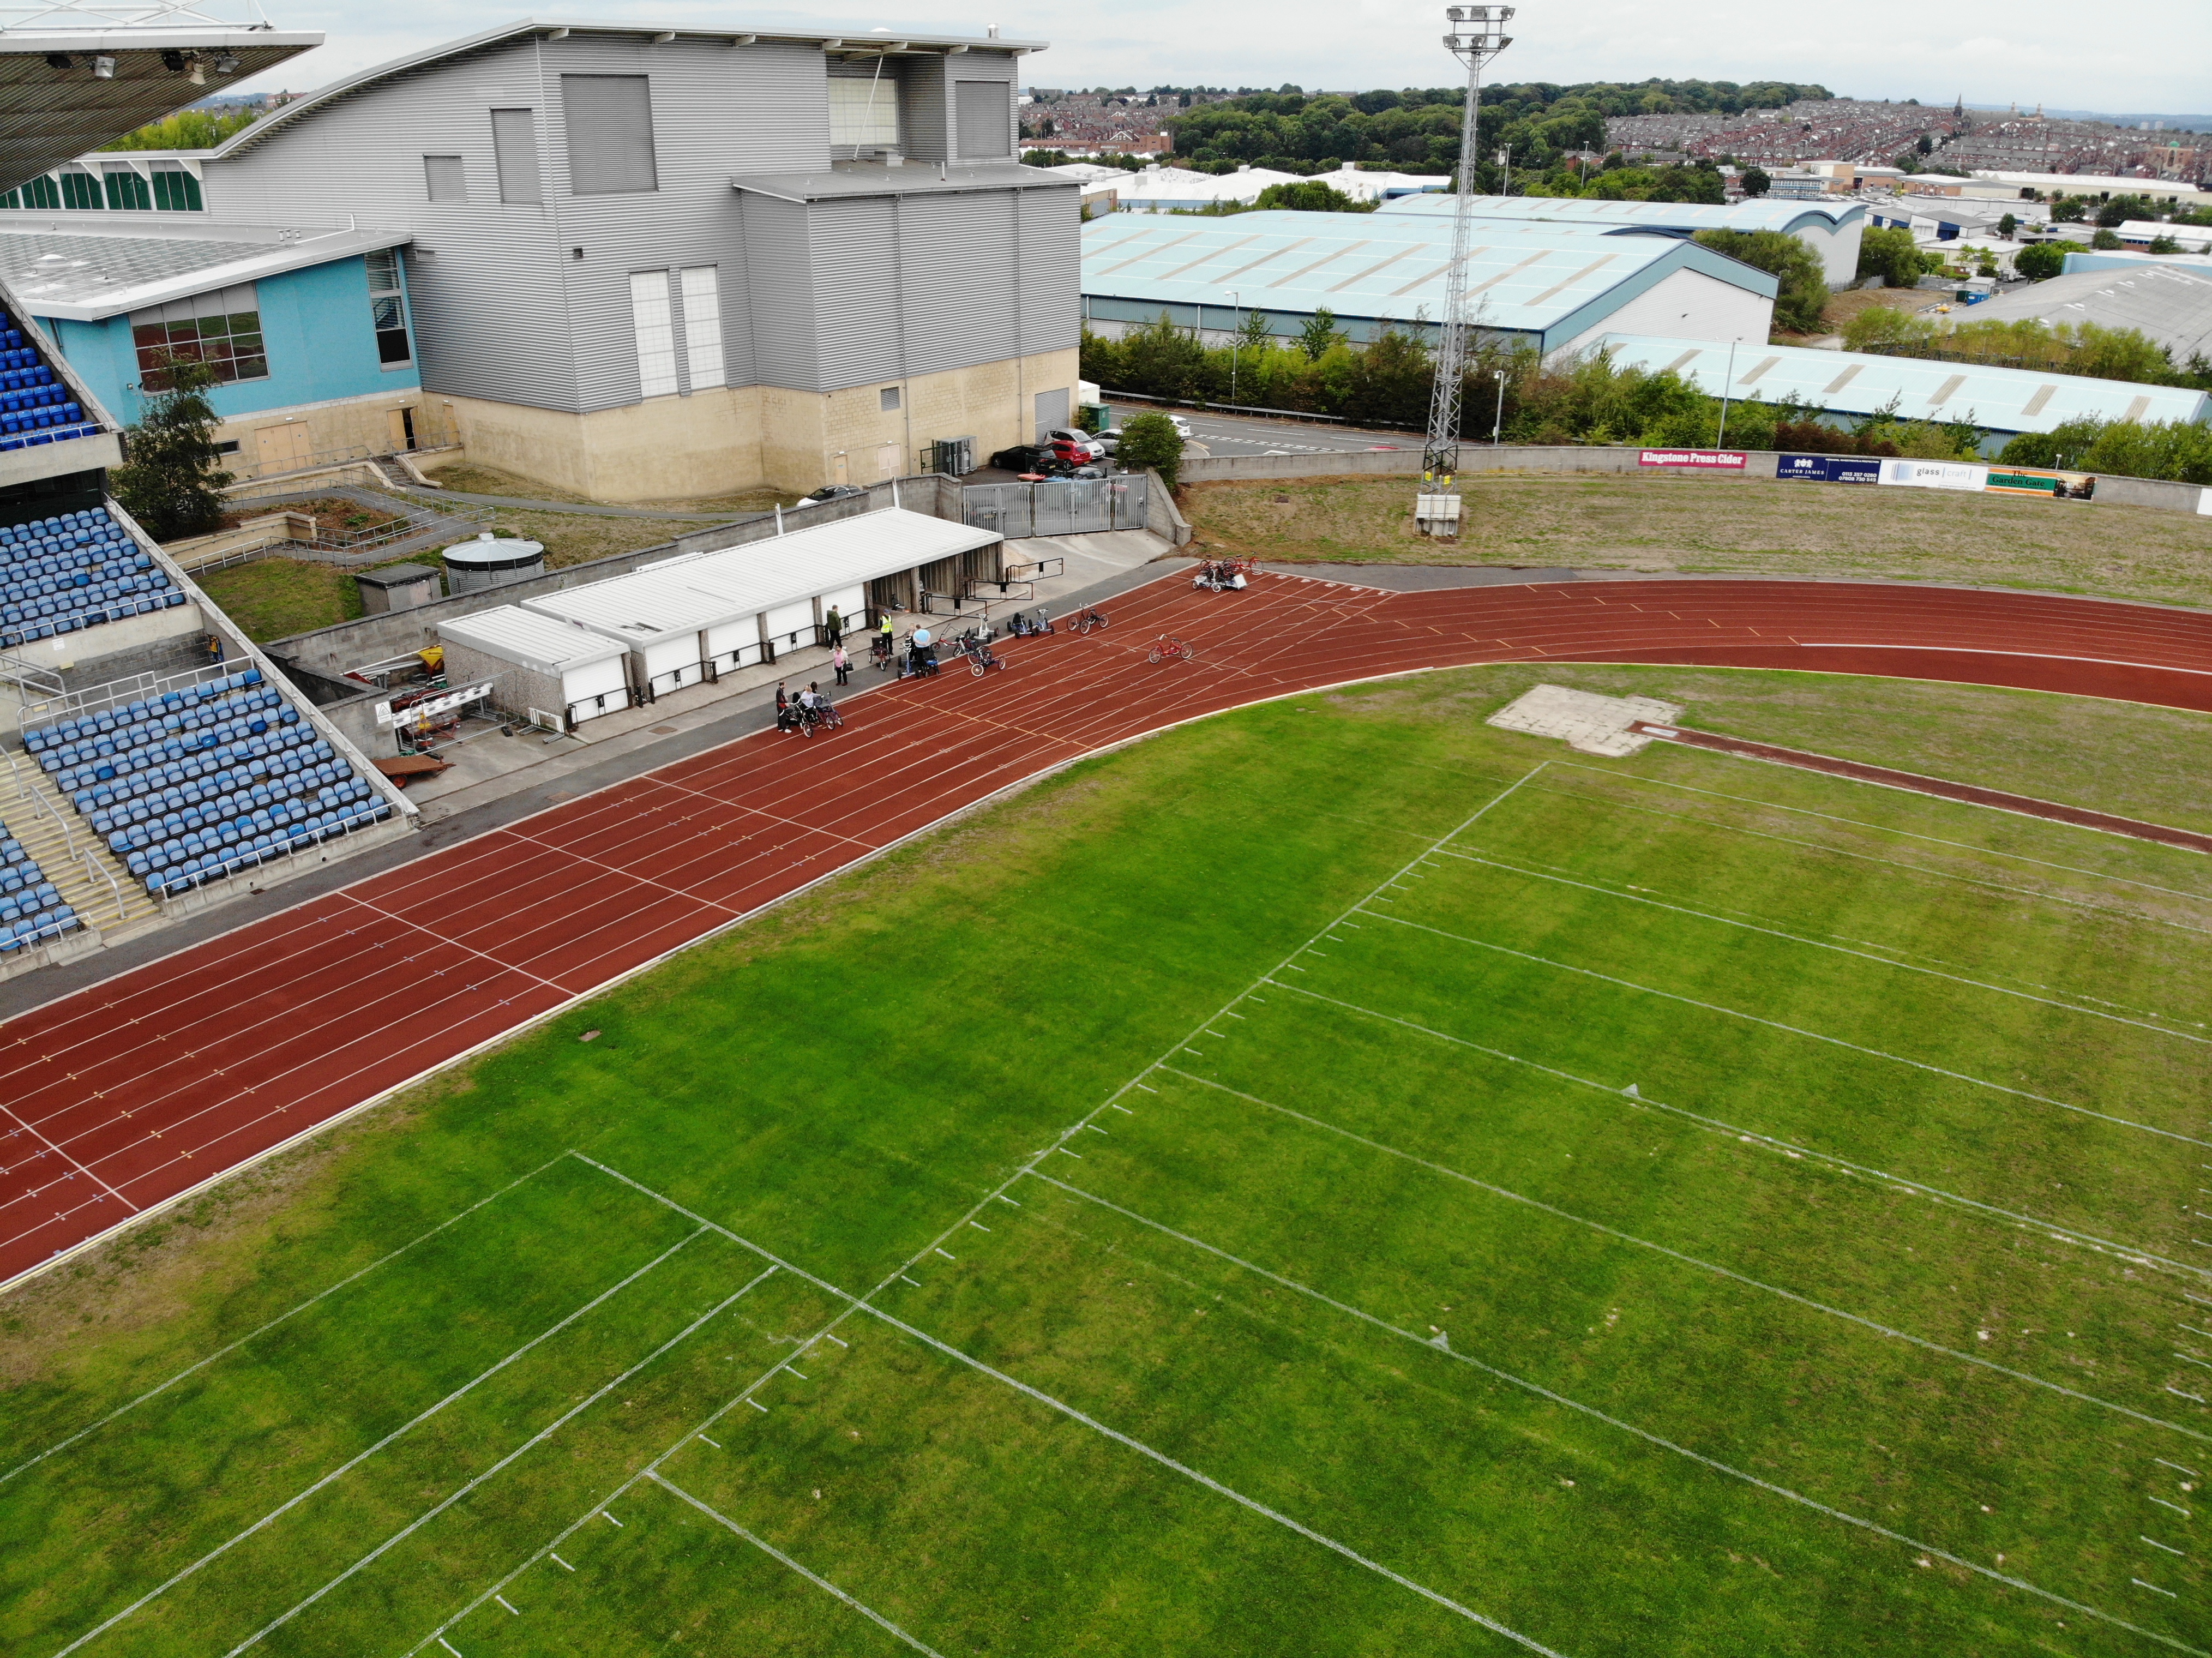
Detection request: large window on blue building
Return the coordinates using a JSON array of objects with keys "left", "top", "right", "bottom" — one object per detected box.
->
[
  {"left": 366, "top": 250, "right": 411, "bottom": 366},
  {"left": 131, "top": 284, "right": 268, "bottom": 388}
]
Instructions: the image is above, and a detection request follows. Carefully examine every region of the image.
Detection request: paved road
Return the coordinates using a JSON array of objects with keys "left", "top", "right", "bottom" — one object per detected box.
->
[{"left": 1113, "top": 405, "right": 1414, "bottom": 458}]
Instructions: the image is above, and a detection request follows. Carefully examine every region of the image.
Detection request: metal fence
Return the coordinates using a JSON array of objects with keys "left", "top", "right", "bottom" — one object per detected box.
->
[{"left": 961, "top": 474, "right": 1149, "bottom": 540}]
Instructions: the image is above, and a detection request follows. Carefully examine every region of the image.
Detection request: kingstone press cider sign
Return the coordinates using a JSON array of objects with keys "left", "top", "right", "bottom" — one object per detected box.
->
[{"left": 1638, "top": 449, "right": 1747, "bottom": 470}]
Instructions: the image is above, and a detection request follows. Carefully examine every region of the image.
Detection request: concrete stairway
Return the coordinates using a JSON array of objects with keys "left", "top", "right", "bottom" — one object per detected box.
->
[{"left": 0, "top": 750, "right": 160, "bottom": 939}]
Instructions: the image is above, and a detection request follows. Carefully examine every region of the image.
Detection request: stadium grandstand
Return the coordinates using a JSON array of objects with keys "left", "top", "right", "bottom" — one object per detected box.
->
[{"left": 0, "top": 0, "right": 407, "bottom": 972}]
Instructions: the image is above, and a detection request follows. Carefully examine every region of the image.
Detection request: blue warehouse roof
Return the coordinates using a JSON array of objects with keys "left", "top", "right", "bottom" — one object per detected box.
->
[
  {"left": 1379, "top": 193, "right": 1865, "bottom": 237},
  {"left": 1596, "top": 333, "right": 2212, "bottom": 434},
  {"left": 1080, "top": 210, "right": 1776, "bottom": 350}
]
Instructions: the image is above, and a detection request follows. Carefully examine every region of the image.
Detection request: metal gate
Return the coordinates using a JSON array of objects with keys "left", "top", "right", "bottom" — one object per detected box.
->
[{"left": 963, "top": 474, "right": 1148, "bottom": 540}]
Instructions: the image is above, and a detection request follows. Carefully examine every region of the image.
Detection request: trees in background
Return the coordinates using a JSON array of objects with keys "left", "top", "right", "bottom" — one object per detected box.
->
[
  {"left": 101, "top": 107, "right": 259, "bottom": 151},
  {"left": 1840, "top": 310, "right": 2193, "bottom": 387},
  {"left": 1855, "top": 226, "right": 1940, "bottom": 287},
  {"left": 1115, "top": 412, "right": 1186, "bottom": 489},
  {"left": 1740, "top": 166, "right": 1771, "bottom": 197},
  {"left": 1999, "top": 417, "right": 2212, "bottom": 483},
  {"left": 1250, "top": 179, "right": 1375, "bottom": 213},
  {"left": 1694, "top": 228, "right": 1829, "bottom": 332},
  {"left": 1081, "top": 322, "right": 1985, "bottom": 461},
  {"left": 2012, "top": 242, "right": 2066, "bottom": 279}
]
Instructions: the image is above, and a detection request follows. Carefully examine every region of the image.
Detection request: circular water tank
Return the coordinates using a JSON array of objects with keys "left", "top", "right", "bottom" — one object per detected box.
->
[{"left": 443, "top": 531, "right": 546, "bottom": 594}]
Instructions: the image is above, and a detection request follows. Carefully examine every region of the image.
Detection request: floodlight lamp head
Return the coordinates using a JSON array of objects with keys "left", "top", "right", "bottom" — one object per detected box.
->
[{"left": 1441, "top": 4, "right": 1513, "bottom": 64}]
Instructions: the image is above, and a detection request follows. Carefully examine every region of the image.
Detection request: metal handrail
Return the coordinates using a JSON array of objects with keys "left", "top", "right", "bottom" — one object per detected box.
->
[
  {"left": 2, "top": 743, "right": 80, "bottom": 863},
  {"left": 78, "top": 845, "right": 125, "bottom": 926}
]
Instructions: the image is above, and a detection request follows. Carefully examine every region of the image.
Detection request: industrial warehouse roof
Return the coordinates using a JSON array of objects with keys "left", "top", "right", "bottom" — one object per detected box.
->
[
  {"left": 1955, "top": 266, "right": 2212, "bottom": 368},
  {"left": 1378, "top": 193, "right": 1865, "bottom": 236},
  {"left": 438, "top": 606, "right": 627, "bottom": 677},
  {"left": 1079, "top": 210, "right": 1776, "bottom": 343},
  {"left": 525, "top": 509, "right": 999, "bottom": 648},
  {"left": 1597, "top": 334, "right": 2212, "bottom": 434},
  {"left": 0, "top": 221, "right": 411, "bottom": 319}
]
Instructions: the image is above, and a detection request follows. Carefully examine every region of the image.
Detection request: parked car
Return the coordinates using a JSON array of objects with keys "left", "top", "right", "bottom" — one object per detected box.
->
[
  {"left": 1045, "top": 428, "right": 1106, "bottom": 461},
  {"left": 804, "top": 483, "right": 867, "bottom": 502},
  {"left": 989, "top": 444, "right": 1071, "bottom": 475}
]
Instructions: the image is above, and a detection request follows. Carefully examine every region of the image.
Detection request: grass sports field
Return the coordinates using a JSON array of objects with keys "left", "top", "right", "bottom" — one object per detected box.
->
[{"left": 3, "top": 664, "right": 2208, "bottom": 1657}]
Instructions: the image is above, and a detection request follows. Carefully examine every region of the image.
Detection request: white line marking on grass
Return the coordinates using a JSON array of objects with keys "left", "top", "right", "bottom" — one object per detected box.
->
[
  {"left": 1258, "top": 981, "right": 2211, "bottom": 1281},
  {"left": 549, "top": 1555, "right": 574, "bottom": 1572},
  {"left": 220, "top": 1263, "right": 779, "bottom": 1657},
  {"left": 1159, "top": 1068, "right": 2212, "bottom": 1444},
  {"left": 1431, "top": 849, "right": 2212, "bottom": 1049},
  {"left": 407, "top": 772, "right": 1572, "bottom": 1658},
  {"left": 2136, "top": 1579, "right": 2180, "bottom": 1598},
  {"left": 602, "top": 1512, "right": 623, "bottom": 1528},
  {"left": 854, "top": 1298, "right": 1573, "bottom": 1657},
  {"left": 49, "top": 1228, "right": 712, "bottom": 1658},
  {"left": 1352, "top": 909, "right": 2212, "bottom": 1150},
  {"left": 2150, "top": 1497, "right": 2191, "bottom": 1516},
  {"left": 698, "top": 1434, "right": 721, "bottom": 1448},
  {"left": 1026, "top": 1172, "right": 2206, "bottom": 1657},
  {"left": 1540, "top": 766, "right": 2212, "bottom": 917},
  {"left": 2156, "top": 1459, "right": 2203, "bottom": 1476},
  {"left": 1, "top": 1151, "right": 575, "bottom": 1491},
  {"left": 493, "top": 1595, "right": 519, "bottom": 1615},
  {"left": 437, "top": 1639, "right": 462, "bottom": 1656},
  {"left": 2142, "top": 1536, "right": 2186, "bottom": 1556},
  {"left": 648, "top": 1473, "right": 950, "bottom": 1656}
]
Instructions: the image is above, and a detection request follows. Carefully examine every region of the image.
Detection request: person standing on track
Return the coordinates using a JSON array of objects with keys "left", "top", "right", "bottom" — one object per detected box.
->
[{"left": 832, "top": 642, "right": 850, "bottom": 686}]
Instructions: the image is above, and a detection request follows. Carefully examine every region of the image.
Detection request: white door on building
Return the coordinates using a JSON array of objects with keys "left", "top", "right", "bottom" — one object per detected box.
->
[
  {"left": 833, "top": 450, "right": 850, "bottom": 485},
  {"left": 874, "top": 442, "right": 900, "bottom": 481}
]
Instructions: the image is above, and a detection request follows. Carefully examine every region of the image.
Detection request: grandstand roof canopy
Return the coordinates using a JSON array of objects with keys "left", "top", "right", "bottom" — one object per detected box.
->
[
  {"left": 0, "top": 218, "right": 407, "bottom": 317},
  {"left": 1954, "top": 265, "right": 2212, "bottom": 368},
  {"left": 0, "top": 26, "right": 321, "bottom": 194},
  {"left": 1378, "top": 193, "right": 1865, "bottom": 236},
  {"left": 1597, "top": 333, "right": 2210, "bottom": 435},
  {"left": 1080, "top": 210, "right": 1776, "bottom": 347}
]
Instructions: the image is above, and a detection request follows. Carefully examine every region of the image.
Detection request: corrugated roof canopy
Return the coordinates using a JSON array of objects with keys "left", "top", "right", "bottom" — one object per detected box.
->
[
  {"left": 1953, "top": 266, "right": 2212, "bottom": 367},
  {"left": 1597, "top": 333, "right": 2211, "bottom": 434},
  {"left": 525, "top": 508, "right": 999, "bottom": 647},
  {"left": 438, "top": 606, "right": 627, "bottom": 676},
  {"left": 729, "top": 160, "right": 1071, "bottom": 203},
  {"left": 0, "top": 32, "right": 321, "bottom": 194},
  {"left": 1080, "top": 209, "right": 1775, "bottom": 336}
]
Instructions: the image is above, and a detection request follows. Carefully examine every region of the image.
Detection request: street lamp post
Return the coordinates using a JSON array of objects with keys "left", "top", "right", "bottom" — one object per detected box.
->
[
  {"left": 1715, "top": 339, "right": 1739, "bottom": 448},
  {"left": 1230, "top": 289, "right": 1241, "bottom": 403},
  {"left": 1492, "top": 368, "right": 1506, "bottom": 444}
]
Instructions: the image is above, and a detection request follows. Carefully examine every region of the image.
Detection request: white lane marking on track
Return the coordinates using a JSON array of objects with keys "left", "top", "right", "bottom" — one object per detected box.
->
[
  {"left": 51, "top": 1228, "right": 713, "bottom": 1657},
  {"left": 1254, "top": 981, "right": 2212, "bottom": 1281},
  {"left": 1, "top": 1151, "right": 573, "bottom": 1489},
  {"left": 649, "top": 1474, "right": 951, "bottom": 1656},
  {"left": 1027, "top": 1171, "right": 2207, "bottom": 1658},
  {"left": 1430, "top": 847, "right": 2212, "bottom": 1047},
  {"left": 1356, "top": 908, "right": 2212, "bottom": 1149},
  {"left": 1156, "top": 1067, "right": 2211, "bottom": 1443}
]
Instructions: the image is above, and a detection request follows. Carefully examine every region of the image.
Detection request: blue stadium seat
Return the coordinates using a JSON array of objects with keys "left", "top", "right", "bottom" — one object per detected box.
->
[
  {"left": 0, "top": 503, "right": 177, "bottom": 650},
  {"left": 22, "top": 652, "right": 388, "bottom": 899},
  {"left": 0, "top": 310, "right": 102, "bottom": 455},
  {"left": 0, "top": 818, "right": 81, "bottom": 952}
]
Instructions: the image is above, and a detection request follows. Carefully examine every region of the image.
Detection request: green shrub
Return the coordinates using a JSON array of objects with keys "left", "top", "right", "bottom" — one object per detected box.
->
[{"left": 1117, "top": 411, "right": 1186, "bottom": 489}]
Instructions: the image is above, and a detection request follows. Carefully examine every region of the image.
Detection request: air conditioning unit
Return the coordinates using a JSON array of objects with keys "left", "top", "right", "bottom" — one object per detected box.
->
[{"left": 925, "top": 436, "right": 975, "bottom": 477}]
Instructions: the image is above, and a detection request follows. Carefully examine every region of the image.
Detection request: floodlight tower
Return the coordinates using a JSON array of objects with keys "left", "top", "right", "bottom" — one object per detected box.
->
[{"left": 1416, "top": 4, "right": 1512, "bottom": 538}]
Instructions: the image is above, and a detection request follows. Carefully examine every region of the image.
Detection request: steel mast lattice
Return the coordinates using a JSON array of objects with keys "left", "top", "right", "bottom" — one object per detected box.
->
[{"left": 1417, "top": 4, "right": 1512, "bottom": 536}]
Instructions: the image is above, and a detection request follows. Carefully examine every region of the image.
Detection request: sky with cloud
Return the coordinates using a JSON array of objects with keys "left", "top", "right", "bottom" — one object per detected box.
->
[{"left": 231, "top": 0, "right": 2210, "bottom": 120}]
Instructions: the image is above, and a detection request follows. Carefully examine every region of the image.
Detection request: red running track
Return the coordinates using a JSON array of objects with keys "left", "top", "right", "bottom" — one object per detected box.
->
[{"left": 9, "top": 568, "right": 2212, "bottom": 1289}]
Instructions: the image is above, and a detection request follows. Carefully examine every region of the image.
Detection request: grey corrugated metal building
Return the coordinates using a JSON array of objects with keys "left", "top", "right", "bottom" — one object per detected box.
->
[{"left": 179, "top": 20, "right": 1078, "bottom": 502}]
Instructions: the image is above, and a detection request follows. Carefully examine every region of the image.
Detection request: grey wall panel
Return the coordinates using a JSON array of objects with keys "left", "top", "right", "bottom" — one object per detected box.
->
[
  {"left": 1017, "top": 186, "right": 1081, "bottom": 354},
  {"left": 739, "top": 193, "right": 820, "bottom": 391},
  {"left": 898, "top": 55, "right": 947, "bottom": 163},
  {"left": 808, "top": 197, "right": 903, "bottom": 387}
]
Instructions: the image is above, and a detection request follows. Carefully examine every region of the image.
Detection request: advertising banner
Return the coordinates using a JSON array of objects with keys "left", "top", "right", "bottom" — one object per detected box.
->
[
  {"left": 1638, "top": 449, "right": 1747, "bottom": 470},
  {"left": 1985, "top": 466, "right": 2097, "bottom": 501},
  {"left": 1880, "top": 459, "right": 1990, "bottom": 492},
  {"left": 1776, "top": 453, "right": 1882, "bottom": 485}
]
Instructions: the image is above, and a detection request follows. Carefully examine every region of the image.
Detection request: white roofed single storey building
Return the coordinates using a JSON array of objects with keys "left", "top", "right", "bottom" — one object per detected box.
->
[
  {"left": 437, "top": 605, "right": 632, "bottom": 727},
  {"left": 516, "top": 507, "right": 1002, "bottom": 699}
]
